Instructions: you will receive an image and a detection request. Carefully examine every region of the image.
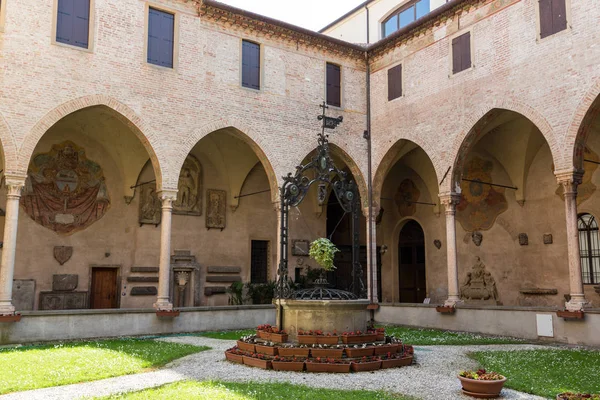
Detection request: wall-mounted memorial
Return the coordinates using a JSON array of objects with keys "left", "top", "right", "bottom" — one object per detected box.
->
[
  {"left": 174, "top": 155, "right": 202, "bottom": 215},
  {"left": 206, "top": 189, "right": 226, "bottom": 229},
  {"left": 21, "top": 141, "right": 110, "bottom": 235}
]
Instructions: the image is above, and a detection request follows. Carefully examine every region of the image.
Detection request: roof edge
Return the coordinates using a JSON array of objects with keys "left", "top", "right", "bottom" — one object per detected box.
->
[{"left": 318, "top": 1, "right": 373, "bottom": 34}]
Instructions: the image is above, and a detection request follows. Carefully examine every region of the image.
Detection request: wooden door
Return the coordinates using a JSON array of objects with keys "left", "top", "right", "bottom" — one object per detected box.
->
[
  {"left": 398, "top": 220, "right": 426, "bottom": 303},
  {"left": 90, "top": 268, "right": 118, "bottom": 309}
]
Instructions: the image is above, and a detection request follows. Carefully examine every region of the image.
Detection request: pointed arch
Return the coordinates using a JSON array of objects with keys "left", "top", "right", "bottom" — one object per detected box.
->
[
  {"left": 0, "top": 111, "right": 18, "bottom": 174},
  {"left": 566, "top": 78, "right": 600, "bottom": 171},
  {"left": 20, "top": 95, "right": 165, "bottom": 190}
]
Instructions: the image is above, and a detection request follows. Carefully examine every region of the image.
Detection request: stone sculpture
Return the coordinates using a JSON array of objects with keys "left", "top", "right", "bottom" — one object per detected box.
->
[
  {"left": 206, "top": 189, "right": 226, "bottom": 229},
  {"left": 472, "top": 231, "right": 483, "bottom": 246},
  {"left": 460, "top": 257, "right": 499, "bottom": 303},
  {"left": 174, "top": 155, "right": 202, "bottom": 215}
]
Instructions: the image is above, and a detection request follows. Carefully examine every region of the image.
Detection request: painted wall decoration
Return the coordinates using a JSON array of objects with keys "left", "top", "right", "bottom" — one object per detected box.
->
[
  {"left": 139, "top": 184, "right": 161, "bottom": 225},
  {"left": 394, "top": 178, "right": 420, "bottom": 217},
  {"left": 206, "top": 189, "right": 226, "bottom": 229},
  {"left": 21, "top": 141, "right": 110, "bottom": 235},
  {"left": 174, "top": 155, "right": 202, "bottom": 215},
  {"left": 456, "top": 157, "right": 508, "bottom": 232},
  {"left": 556, "top": 146, "right": 598, "bottom": 205}
]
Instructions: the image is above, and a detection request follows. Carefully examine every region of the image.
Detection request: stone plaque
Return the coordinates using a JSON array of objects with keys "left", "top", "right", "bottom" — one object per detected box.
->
[
  {"left": 205, "top": 286, "right": 227, "bottom": 296},
  {"left": 39, "top": 292, "right": 88, "bottom": 310},
  {"left": 52, "top": 274, "right": 78, "bottom": 291},
  {"left": 12, "top": 279, "right": 35, "bottom": 311},
  {"left": 207, "top": 266, "right": 241, "bottom": 273},
  {"left": 206, "top": 275, "right": 242, "bottom": 283},
  {"left": 519, "top": 233, "right": 529, "bottom": 246},
  {"left": 21, "top": 141, "right": 110, "bottom": 235},
  {"left": 53, "top": 246, "right": 73, "bottom": 265},
  {"left": 131, "top": 266, "right": 159, "bottom": 273},
  {"left": 206, "top": 189, "right": 226, "bottom": 229},
  {"left": 130, "top": 286, "right": 157, "bottom": 296},
  {"left": 126, "top": 276, "right": 159, "bottom": 283},
  {"left": 543, "top": 234, "right": 553, "bottom": 244},
  {"left": 174, "top": 155, "right": 202, "bottom": 215},
  {"left": 139, "top": 184, "right": 161, "bottom": 225}
]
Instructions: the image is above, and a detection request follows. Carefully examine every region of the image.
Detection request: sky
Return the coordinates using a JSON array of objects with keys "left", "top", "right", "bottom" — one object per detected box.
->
[{"left": 218, "top": 0, "right": 366, "bottom": 32}]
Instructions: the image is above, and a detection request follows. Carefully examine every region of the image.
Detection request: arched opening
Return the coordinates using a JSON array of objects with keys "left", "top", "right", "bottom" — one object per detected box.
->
[
  {"left": 451, "top": 109, "right": 562, "bottom": 307},
  {"left": 398, "top": 220, "right": 426, "bottom": 303},
  {"left": 14, "top": 105, "right": 160, "bottom": 311},
  {"left": 578, "top": 213, "right": 600, "bottom": 286}
]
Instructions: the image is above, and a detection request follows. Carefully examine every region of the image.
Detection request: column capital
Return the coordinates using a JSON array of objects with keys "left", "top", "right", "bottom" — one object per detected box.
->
[
  {"left": 439, "top": 192, "right": 461, "bottom": 213},
  {"left": 158, "top": 189, "right": 177, "bottom": 207},
  {"left": 4, "top": 173, "right": 27, "bottom": 199},
  {"left": 555, "top": 169, "right": 584, "bottom": 192},
  {"left": 362, "top": 203, "right": 380, "bottom": 219}
]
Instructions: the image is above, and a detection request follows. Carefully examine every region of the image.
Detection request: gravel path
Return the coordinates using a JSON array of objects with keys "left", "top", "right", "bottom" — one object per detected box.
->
[{"left": 1, "top": 336, "right": 547, "bottom": 400}]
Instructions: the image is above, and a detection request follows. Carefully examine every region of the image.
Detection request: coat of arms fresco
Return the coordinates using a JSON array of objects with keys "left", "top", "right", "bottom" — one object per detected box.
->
[
  {"left": 394, "top": 178, "right": 420, "bottom": 217},
  {"left": 20, "top": 141, "right": 110, "bottom": 235},
  {"left": 456, "top": 157, "right": 508, "bottom": 232}
]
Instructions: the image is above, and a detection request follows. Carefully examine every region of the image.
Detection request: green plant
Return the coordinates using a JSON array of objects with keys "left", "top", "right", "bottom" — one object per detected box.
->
[
  {"left": 227, "top": 281, "right": 245, "bottom": 305},
  {"left": 246, "top": 281, "right": 276, "bottom": 304},
  {"left": 309, "top": 238, "right": 339, "bottom": 271},
  {"left": 459, "top": 369, "right": 504, "bottom": 381}
]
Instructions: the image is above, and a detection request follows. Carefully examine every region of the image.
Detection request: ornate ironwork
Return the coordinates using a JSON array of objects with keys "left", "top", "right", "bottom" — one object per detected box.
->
[
  {"left": 275, "top": 102, "right": 365, "bottom": 300},
  {"left": 292, "top": 287, "right": 358, "bottom": 300}
]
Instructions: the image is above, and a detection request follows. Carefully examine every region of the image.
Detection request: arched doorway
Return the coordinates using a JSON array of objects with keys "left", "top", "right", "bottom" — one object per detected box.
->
[{"left": 398, "top": 220, "right": 426, "bottom": 303}]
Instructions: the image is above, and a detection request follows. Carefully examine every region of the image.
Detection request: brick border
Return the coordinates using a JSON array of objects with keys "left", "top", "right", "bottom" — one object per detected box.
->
[
  {"left": 0, "top": 112, "right": 19, "bottom": 177},
  {"left": 565, "top": 79, "right": 600, "bottom": 171},
  {"left": 19, "top": 94, "right": 165, "bottom": 190}
]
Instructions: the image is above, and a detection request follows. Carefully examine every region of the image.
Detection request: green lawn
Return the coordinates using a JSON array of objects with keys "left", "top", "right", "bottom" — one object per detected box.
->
[
  {"left": 470, "top": 349, "right": 600, "bottom": 398},
  {"left": 197, "top": 329, "right": 255, "bottom": 340},
  {"left": 0, "top": 339, "right": 209, "bottom": 394},
  {"left": 101, "top": 380, "right": 415, "bottom": 400},
  {"left": 381, "top": 325, "right": 525, "bottom": 345}
]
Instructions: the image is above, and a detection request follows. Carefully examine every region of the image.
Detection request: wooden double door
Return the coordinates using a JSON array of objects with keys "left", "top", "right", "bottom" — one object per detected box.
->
[
  {"left": 90, "top": 267, "right": 119, "bottom": 309},
  {"left": 398, "top": 220, "right": 427, "bottom": 303}
]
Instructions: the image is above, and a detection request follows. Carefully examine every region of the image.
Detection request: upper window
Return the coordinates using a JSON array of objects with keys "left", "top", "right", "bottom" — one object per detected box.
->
[
  {"left": 539, "top": 0, "right": 567, "bottom": 39},
  {"left": 148, "top": 7, "right": 174, "bottom": 68},
  {"left": 382, "top": 0, "right": 430, "bottom": 38},
  {"left": 452, "top": 32, "right": 471, "bottom": 74},
  {"left": 241, "top": 40, "right": 260, "bottom": 90},
  {"left": 56, "top": 0, "right": 90, "bottom": 49},
  {"left": 388, "top": 64, "right": 403, "bottom": 101},
  {"left": 578, "top": 213, "right": 600, "bottom": 285},
  {"left": 326, "top": 63, "right": 341, "bottom": 107}
]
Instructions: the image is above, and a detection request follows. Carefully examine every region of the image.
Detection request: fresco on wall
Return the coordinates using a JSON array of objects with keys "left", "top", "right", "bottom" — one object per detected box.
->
[
  {"left": 21, "top": 141, "right": 110, "bottom": 235},
  {"left": 394, "top": 178, "right": 420, "bottom": 217},
  {"left": 456, "top": 157, "right": 508, "bottom": 232},
  {"left": 174, "top": 155, "right": 202, "bottom": 216},
  {"left": 556, "top": 146, "right": 598, "bottom": 205}
]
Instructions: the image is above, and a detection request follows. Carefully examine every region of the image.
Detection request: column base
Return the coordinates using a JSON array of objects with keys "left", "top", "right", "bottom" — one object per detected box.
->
[
  {"left": 153, "top": 299, "right": 173, "bottom": 311},
  {"left": 443, "top": 297, "right": 463, "bottom": 307},
  {"left": 565, "top": 295, "right": 590, "bottom": 312},
  {"left": 0, "top": 302, "right": 16, "bottom": 315}
]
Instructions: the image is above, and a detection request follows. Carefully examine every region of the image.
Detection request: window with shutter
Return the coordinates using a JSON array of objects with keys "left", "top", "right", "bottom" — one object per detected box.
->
[
  {"left": 452, "top": 32, "right": 471, "bottom": 74},
  {"left": 56, "top": 0, "right": 90, "bottom": 49},
  {"left": 388, "top": 64, "right": 403, "bottom": 101},
  {"left": 148, "top": 8, "right": 174, "bottom": 68},
  {"left": 242, "top": 40, "right": 261, "bottom": 90},
  {"left": 539, "top": 0, "right": 567, "bottom": 39},
  {"left": 326, "top": 63, "right": 341, "bottom": 107}
]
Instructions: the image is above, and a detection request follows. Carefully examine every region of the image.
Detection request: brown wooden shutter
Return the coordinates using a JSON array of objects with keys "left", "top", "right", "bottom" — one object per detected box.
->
[
  {"left": 326, "top": 63, "right": 341, "bottom": 107},
  {"left": 242, "top": 40, "right": 260, "bottom": 90},
  {"left": 552, "top": 0, "right": 567, "bottom": 34},
  {"left": 388, "top": 64, "right": 402, "bottom": 101},
  {"left": 539, "top": 0, "right": 553, "bottom": 38},
  {"left": 452, "top": 35, "right": 461, "bottom": 74},
  {"left": 461, "top": 32, "right": 471, "bottom": 70}
]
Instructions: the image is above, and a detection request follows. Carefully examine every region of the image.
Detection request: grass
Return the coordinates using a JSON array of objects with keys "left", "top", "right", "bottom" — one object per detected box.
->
[
  {"left": 101, "top": 380, "right": 416, "bottom": 400},
  {"left": 381, "top": 325, "right": 526, "bottom": 346},
  {"left": 196, "top": 329, "right": 256, "bottom": 340},
  {"left": 0, "top": 339, "right": 209, "bottom": 394},
  {"left": 470, "top": 349, "right": 600, "bottom": 398}
]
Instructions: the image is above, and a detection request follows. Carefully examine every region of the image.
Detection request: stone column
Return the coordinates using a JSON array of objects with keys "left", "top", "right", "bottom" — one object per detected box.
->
[
  {"left": 556, "top": 170, "right": 589, "bottom": 311},
  {"left": 154, "top": 189, "right": 177, "bottom": 311},
  {"left": 439, "top": 193, "right": 462, "bottom": 307},
  {"left": 0, "top": 175, "right": 26, "bottom": 315},
  {"left": 364, "top": 205, "right": 379, "bottom": 303}
]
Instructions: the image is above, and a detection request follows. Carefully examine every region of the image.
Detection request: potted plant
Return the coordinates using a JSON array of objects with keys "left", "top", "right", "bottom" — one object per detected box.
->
[
  {"left": 557, "top": 393, "right": 600, "bottom": 400},
  {"left": 317, "top": 332, "right": 340, "bottom": 345},
  {"left": 458, "top": 369, "right": 507, "bottom": 397},
  {"left": 255, "top": 341, "right": 278, "bottom": 356},
  {"left": 271, "top": 355, "right": 306, "bottom": 372},
  {"left": 380, "top": 351, "right": 413, "bottom": 369},
  {"left": 277, "top": 344, "right": 311, "bottom": 358},
  {"left": 305, "top": 357, "right": 351, "bottom": 373},
  {"left": 242, "top": 352, "right": 273, "bottom": 369},
  {"left": 373, "top": 342, "right": 400, "bottom": 356},
  {"left": 309, "top": 238, "right": 339, "bottom": 272},
  {"left": 345, "top": 344, "right": 375, "bottom": 358},
  {"left": 310, "top": 344, "right": 344, "bottom": 358},
  {"left": 224, "top": 347, "right": 246, "bottom": 364},
  {"left": 351, "top": 355, "right": 382, "bottom": 372},
  {"left": 374, "top": 327, "right": 386, "bottom": 341},
  {"left": 270, "top": 327, "right": 288, "bottom": 343},
  {"left": 236, "top": 335, "right": 257, "bottom": 353},
  {"left": 256, "top": 324, "right": 272, "bottom": 340},
  {"left": 342, "top": 330, "right": 378, "bottom": 344}
]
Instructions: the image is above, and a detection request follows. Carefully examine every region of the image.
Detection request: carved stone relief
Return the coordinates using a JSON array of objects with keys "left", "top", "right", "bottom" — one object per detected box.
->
[
  {"left": 394, "top": 178, "right": 420, "bottom": 217},
  {"left": 12, "top": 279, "right": 35, "bottom": 311},
  {"left": 21, "top": 141, "right": 110, "bottom": 235},
  {"left": 174, "top": 155, "right": 202, "bottom": 215},
  {"left": 139, "top": 184, "right": 161, "bottom": 225},
  {"left": 206, "top": 189, "right": 226, "bottom": 229},
  {"left": 543, "top": 234, "right": 553, "bottom": 244},
  {"left": 460, "top": 257, "right": 499, "bottom": 303},
  {"left": 433, "top": 240, "right": 442, "bottom": 250},
  {"left": 53, "top": 246, "right": 73, "bottom": 265},
  {"left": 472, "top": 231, "right": 483, "bottom": 246},
  {"left": 39, "top": 292, "right": 88, "bottom": 310},
  {"left": 518, "top": 233, "right": 529, "bottom": 246},
  {"left": 52, "top": 274, "right": 78, "bottom": 291}
]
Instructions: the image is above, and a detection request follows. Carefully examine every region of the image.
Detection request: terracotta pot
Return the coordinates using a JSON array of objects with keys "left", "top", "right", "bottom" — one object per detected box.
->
[
  {"left": 556, "top": 310, "right": 585, "bottom": 320},
  {"left": 255, "top": 344, "right": 278, "bottom": 356},
  {"left": 236, "top": 340, "right": 256, "bottom": 353},
  {"left": 242, "top": 356, "right": 272, "bottom": 369},
  {"left": 373, "top": 344, "right": 399, "bottom": 356},
  {"left": 305, "top": 362, "right": 351, "bottom": 373},
  {"left": 277, "top": 347, "right": 310, "bottom": 358},
  {"left": 381, "top": 356, "right": 412, "bottom": 369},
  {"left": 458, "top": 376, "right": 507, "bottom": 396},
  {"left": 155, "top": 310, "right": 180, "bottom": 317},
  {"left": 376, "top": 334, "right": 386, "bottom": 341},
  {"left": 225, "top": 351, "right": 244, "bottom": 364},
  {"left": 0, "top": 314, "right": 21, "bottom": 323},
  {"left": 272, "top": 361, "right": 305, "bottom": 371},
  {"left": 351, "top": 360, "right": 382, "bottom": 372},
  {"left": 317, "top": 336, "right": 340, "bottom": 345},
  {"left": 342, "top": 334, "right": 377, "bottom": 344},
  {"left": 257, "top": 331, "right": 271, "bottom": 340},
  {"left": 298, "top": 335, "right": 318, "bottom": 345},
  {"left": 345, "top": 347, "right": 375, "bottom": 358},
  {"left": 310, "top": 348, "right": 344, "bottom": 358},
  {"left": 270, "top": 333, "right": 289, "bottom": 343},
  {"left": 436, "top": 306, "right": 455, "bottom": 314}
]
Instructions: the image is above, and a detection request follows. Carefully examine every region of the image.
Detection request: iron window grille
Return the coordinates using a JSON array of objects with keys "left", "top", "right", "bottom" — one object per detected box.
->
[{"left": 578, "top": 213, "right": 600, "bottom": 285}]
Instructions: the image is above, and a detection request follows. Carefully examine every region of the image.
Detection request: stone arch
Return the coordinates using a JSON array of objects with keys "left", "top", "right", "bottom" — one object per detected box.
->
[
  {"left": 20, "top": 95, "right": 165, "bottom": 190},
  {"left": 0, "top": 111, "right": 18, "bottom": 175},
  {"left": 373, "top": 138, "right": 440, "bottom": 210},
  {"left": 179, "top": 120, "right": 279, "bottom": 204},
  {"left": 446, "top": 101, "right": 560, "bottom": 194},
  {"left": 566, "top": 79, "right": 600, "bottom": 171}
]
